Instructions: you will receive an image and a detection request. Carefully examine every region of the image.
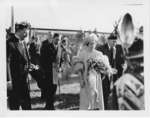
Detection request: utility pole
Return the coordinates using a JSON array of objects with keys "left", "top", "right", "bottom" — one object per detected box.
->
[{"left": 11, "top": 5, "right": 15, "bottom": 33}]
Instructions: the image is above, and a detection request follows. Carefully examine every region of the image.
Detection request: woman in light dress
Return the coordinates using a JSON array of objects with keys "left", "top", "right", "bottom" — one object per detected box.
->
[{"left": 73, "top": 34, "right": 115, "bottom": 110}]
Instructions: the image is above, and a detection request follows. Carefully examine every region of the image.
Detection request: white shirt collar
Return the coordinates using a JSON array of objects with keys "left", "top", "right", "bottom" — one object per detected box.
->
[
  {"left": 15, "top": 34, "right": 22, "bottom": 43},
  {"left": 108, "top": 43, "right": 116, "bottom": 50},
  {"left": 107, "top": 43, "right": 111, "bottom": 50}
]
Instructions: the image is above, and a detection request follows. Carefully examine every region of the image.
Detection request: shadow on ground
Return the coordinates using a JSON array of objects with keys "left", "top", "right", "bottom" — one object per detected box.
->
[
  {"left": 31, "top": 93, "right": 79, "bottom": 110},
  {"left": 55, "top": 93, "right": 79, "bottom": 110},
  {"left": 30, "top": 73, "right": 80, "bottom": 110}
]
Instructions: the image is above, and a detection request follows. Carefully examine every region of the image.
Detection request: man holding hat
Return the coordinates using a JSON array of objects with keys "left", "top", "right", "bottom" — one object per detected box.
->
[
  {"left": 7, "top": 22, "right": 31, "bottom": 110},
  {"left": 96, "top": 33, "right": 125, "bottom": 110}
]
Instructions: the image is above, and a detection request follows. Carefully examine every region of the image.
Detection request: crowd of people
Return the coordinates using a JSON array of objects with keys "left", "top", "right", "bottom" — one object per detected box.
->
[{"left": 6, "top": 19, "right": 144, "bottom": 110}]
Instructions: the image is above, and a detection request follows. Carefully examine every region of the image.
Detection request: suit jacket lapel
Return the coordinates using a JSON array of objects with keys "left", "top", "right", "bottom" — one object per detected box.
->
[
  {"left": 23, "top": 42, "right": 30, "bottom": 61},
  {"left": 15, "top": 41, "right": 28, "bottom": 62}
]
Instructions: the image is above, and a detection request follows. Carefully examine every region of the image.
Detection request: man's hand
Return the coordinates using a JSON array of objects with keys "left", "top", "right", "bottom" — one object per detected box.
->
[
  {"left": 111, "top": 68, "right": 118, "bottom": 74},
  {"left": 7, "top": 81, "right": 13, "bottom": 91},
  {"left": 122, "top": 62, "right": 128, "bottom": 72},
  {"left": 30, "top": 64, "right": 39, "bottom": 71},
  {"left": 24, "top": 64, "right": 39, "bottom": 72}
]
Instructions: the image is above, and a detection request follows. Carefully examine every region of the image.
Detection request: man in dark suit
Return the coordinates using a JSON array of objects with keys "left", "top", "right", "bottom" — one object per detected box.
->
[
  {"left": 96, "top": 33, "right": 125, "bottom": 110},
  {"left": 7, "top": 22, "right": 31, "bottom": 110},
  {"left": 29, "top": 36, "right": 45, "bottom": 98},
  {"left": 40, "top": 33, "right": 59, "bottom": 110}
]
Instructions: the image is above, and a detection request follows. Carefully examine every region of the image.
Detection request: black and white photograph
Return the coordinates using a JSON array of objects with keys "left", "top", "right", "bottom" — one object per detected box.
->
[{"left": 0, "top": 0, "right": 150, "bottom": 117}]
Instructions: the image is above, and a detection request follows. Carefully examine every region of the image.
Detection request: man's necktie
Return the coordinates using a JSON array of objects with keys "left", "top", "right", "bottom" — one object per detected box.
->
[
  {"left": 110, "top": 46, "right": 116, "bottom": 67},
  {"left": 113, "top": 46, "right": 116, "bottom": 60},
  {"left": 23, "top": 41, "right": 30, "bottom": 62},
  {"left": 19, "top": 41, "right": 26, "bottom": 57}
]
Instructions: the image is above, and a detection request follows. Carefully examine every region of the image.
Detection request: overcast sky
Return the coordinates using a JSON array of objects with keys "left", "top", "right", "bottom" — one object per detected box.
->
[{"left": 1, "top": 0, "right": 146, "bottom": 32}]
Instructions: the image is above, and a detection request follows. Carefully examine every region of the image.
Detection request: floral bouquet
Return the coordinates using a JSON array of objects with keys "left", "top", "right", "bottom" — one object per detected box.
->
[{"left": 87, "top": 58, "right": 110, "bottom": 75}]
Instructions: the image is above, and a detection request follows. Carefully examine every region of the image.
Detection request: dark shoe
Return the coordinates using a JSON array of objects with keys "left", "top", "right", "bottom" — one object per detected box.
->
[
  {"left": 41, "top": 91, "right": 46, "bottom": 100},
  {"left": 44, "top": 105, "right": 55, "bottom": 110}
]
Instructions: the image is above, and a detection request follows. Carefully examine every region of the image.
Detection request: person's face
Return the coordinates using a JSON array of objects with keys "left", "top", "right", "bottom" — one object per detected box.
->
[
  {"left": 47, "top": 33, "right": 52, "bottom": 42},
  {"left": 88, "top": 39, "right": 95, "bottom": 51},
  {"left": 108, "top": 40, "right": 116, "bottom": 47},
  {"left": 19, "top": 28, "right": 28, "bottom": 40},
  {"left": 62, "top": 37, "right": 68, "bottom": 46},
  {"left": 53, "top": 36, "right": 59, "bottom": 45},
  {"left": 100, "top": 36, "right": 107, "bottom": 45},
  {"left": 62, "top": 41, "right": 66, "bottom": 46},
  {"left": 33, "top": 38, "right": 38, "bottom": 44}
]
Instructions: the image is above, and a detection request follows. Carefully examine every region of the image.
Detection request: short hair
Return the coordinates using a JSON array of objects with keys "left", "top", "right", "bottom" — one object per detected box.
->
[
  {"left": 15, "top": 22, "right": 30, "bottom": 32},
  {"left": 53, "top": 33, "right": 59, "bottom": 38}
]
